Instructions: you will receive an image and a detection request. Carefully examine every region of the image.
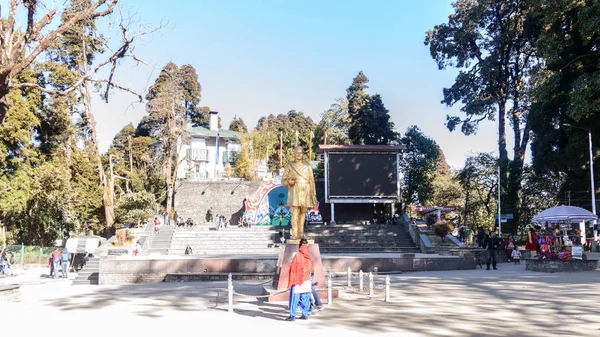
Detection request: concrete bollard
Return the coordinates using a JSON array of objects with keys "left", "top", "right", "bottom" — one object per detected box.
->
[
  {"left": 359, "top": 270, "right": 364, "bottom": 291},
  {"left": 327, "top": 271, "right": 333, "bottom": 306},
  {"left": 385, "top": 275, "right": 390, "bottom": 302},
  {"left": 228, "top": 272, "right": 233, "bottom": 313},
  {"left": 347, "top": 266, "right": 352, "bottom": 287},
  {"left": 369, "top": 272, "right": 374, "bottom": 296}
]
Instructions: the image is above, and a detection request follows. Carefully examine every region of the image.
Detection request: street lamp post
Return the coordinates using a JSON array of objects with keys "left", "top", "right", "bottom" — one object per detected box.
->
[{"left": 564, "top": 124, "right": 597, "bottom": 243}]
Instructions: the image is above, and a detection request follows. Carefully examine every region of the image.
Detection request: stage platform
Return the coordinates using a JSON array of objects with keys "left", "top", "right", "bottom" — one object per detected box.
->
[{"left": 97, "top": 252, "right": 476, "bottom": 285}]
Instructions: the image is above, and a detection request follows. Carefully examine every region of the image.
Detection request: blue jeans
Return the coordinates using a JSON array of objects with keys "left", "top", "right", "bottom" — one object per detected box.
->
[
  {"left": 288, "top": 286, "right": 311, "bottom": 317},
  {"left": 53, "top": 261, "right": 60, "bottom": 279},
  {"left": 311, "top": 285, "right": 323, "bottom": 308}
]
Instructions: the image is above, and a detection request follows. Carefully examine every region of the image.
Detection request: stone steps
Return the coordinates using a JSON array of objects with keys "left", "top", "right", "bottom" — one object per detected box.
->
[
  {"left": 72, "top": 257, "right": 100, "bottom": 285},
  {"left": 161, "top": 222, "right": 418, "bottom": 255}
]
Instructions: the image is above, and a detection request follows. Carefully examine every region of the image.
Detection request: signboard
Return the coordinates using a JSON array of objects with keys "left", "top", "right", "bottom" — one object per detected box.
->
[
  {"left": 413, "top": 206, "right": 458, "bottom": 212},
  {"left": 572, "top": 245, "right": 583, "bottom": 260},
  {"left": 494, "top": 214, "right": 514, "bottom": 220}
]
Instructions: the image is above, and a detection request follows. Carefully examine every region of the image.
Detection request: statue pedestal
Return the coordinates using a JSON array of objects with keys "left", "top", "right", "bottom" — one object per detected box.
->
[{"left": 262, "top": 242, "right": 338, "bottom": 302}]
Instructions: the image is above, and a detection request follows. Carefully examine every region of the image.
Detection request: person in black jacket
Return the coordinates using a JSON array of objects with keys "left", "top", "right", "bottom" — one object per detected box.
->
[{"left": 483, "top": 231, "right": 502, "bottom": 270}]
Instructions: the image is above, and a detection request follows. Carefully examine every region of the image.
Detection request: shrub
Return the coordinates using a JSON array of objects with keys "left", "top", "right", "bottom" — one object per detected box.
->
[
  {"left": 433, "top": 221, "right": 455, "bottom": 239},
  {"left": 114, "top": 229, "right": 134, "bottom": 246}
]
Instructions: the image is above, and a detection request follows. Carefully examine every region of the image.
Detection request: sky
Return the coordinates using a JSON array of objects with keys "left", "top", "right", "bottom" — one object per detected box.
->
[{"left": 90, "top": 0, "right": 517, "bottom": 169}]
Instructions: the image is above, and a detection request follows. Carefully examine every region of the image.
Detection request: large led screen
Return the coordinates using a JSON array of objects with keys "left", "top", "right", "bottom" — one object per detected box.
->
[{"left": 327, "top": 153, "right": 398, "bottom": 198}]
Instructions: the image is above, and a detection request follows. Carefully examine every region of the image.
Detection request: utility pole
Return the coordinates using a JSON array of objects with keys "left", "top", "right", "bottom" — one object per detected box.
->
[
  {"left": 498, "top": 166, "right": 501, "bottom": 236},
  {"left": 279, "top": 130, "right": 283, "bottom": 169}
]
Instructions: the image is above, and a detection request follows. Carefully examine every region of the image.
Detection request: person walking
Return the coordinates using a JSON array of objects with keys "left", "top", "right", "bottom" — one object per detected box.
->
[
  {"left": 285, "top": 238, "right": 313, "bottom": 321},
  {"left": 51, "top": 248, "right": 61, "bottom": 279},
  {"left": 483, "top": 231, "right": 502, "bottom": 270},
  {"left": 61, "top": 248, "right": 71, "bottom": 279}
]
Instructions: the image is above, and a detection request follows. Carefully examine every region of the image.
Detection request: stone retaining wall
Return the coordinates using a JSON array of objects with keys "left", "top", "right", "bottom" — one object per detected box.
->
[
  {"left": 525, "top": 259, "right": 598, "bottom": 273},
  {"left": 0, "top": 285, "right": 20, "bottom": 302},
  {"left": 98, "top": 256, "right": 277, "bottom": 285},
  {"left": 98, "top": 254, "right": 476, "bottom": 285},
  {"left": 173, "top": 180, "right": 261, "bottom": 225}
]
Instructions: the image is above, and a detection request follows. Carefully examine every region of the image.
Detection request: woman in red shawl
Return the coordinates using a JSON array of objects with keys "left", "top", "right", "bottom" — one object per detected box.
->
[
  {"left": 285, "top": 238, "right": 313, "bottom": 321},
  {"left": 525, "top": 228, "right": 538, "bottom": 254}
]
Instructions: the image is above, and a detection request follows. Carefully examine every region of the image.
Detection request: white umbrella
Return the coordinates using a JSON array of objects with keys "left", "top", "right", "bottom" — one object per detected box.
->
[{"left": 532, "top": 205, "right": 598, "bottom": 223}]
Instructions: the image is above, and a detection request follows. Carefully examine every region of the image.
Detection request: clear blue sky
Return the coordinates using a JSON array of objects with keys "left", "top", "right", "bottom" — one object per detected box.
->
[{"left": 94, "top": 0, "right": 511, "bottom": 168}]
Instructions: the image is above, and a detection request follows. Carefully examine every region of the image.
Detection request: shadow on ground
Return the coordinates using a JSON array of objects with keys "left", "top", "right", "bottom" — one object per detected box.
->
[{"left": 42, "top": 266, "right": 600, "bottom": 337}]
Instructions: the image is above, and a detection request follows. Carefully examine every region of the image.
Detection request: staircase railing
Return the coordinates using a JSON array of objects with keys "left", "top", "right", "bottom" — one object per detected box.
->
[{"left": 401, "top": 214, "right": 433, "bottom": 254}]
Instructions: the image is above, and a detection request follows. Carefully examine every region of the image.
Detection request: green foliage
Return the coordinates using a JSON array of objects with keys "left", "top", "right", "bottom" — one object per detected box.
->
[
  {"left": 254, "top": 110, "right": 316, "bottom": 171},
  {"left": 232, "top": 133, "right": 253, "bottom": 180},
  {"left": 433, "top": 221, "right": 455, "bottom": 239},
  {"left": 115, "top": 191, "right": 157, "bottom": 226},
  {"left": 229, "top": 116, "right": 248, "bottom": 133},
  {"left": 458, "top": 153, "right": 498, "bottom": 230},
  {"left": 520, "top": 166, "right": 564, "bottom": 227},
  {"left": 400, "top": 126, "right": 441, "bottom": 206},
  {"left": 528, "top": 0, "right": 600, "bottom": 213},
  {"left": 425, "top": 0, "right": 537, "bottom": 228},
  {"left": 313, "top": 97, "right": 350, "bottom": 154},
  {"left": 346, "top": 72, "right": 397, "bottom": 145}
]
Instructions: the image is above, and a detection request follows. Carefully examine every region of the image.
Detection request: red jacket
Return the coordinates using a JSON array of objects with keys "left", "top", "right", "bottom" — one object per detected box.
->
[{"left": 287, "top": 245, "right": 313, "bottom": 287}]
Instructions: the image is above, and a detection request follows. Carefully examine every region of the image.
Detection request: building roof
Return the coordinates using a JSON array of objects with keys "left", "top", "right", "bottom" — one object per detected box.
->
[
  {"left": 188, "top": 125, "right": 241, "bottom": 139},
  {"left": 318, "top": 144, "right": 405, "bottom": 152}
]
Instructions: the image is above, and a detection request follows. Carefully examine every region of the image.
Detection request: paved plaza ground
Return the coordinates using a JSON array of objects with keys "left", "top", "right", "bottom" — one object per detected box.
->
[{"left": 2, "top": 256, "right": 600, "bottom": 337}]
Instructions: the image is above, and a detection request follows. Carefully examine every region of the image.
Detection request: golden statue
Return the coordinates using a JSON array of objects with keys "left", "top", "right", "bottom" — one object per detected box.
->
[{"left": 282, "top": 146, "right": 317, "bottom": 240}]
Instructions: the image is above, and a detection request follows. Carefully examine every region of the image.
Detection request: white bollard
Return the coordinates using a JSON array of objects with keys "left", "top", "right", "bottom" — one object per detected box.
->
[
  {"left": 369, "top": 272, "right": 374, "bottom": 296},
  {"left": 347, "top": 266, "right": 352, "bottom": 287},
  {"left": 228, "top": 273, "right": 233, "bottom": 313},
  {"left": 385, "top": 275, "right": 390, "bottom": 302},
  {"left": 327, "top": 271, "right": 333, "bottom": 306},
  {"left": 359, "top": 270, "right": 364, "bottom": 291}
]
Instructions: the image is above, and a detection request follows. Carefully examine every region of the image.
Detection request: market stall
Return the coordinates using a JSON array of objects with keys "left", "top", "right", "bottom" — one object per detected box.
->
[{"left": 531, "top": 205, "right": 597, "bottom": 260}]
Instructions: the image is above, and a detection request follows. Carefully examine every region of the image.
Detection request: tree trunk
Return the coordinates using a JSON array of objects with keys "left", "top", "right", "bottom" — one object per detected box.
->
[
  {"left": 497, "top": 101, "right": 509, "bottom": 191},
  {"left": 81, "top": 80, "right": 114, "bottom": 234},
  {"left": 0, "top": 87, "right": 9, "bottom": 125}
]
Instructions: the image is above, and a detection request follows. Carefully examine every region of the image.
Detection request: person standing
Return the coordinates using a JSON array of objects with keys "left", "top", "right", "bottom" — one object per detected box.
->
[
  {"left": 504, "top": 235, "right": 517, "bottom": 261},
  {"left": 0, "top": 249, "right": 6, "bottom": 275},
  {"left": 285, "top": 238, "right": 313, "bottom": 321},
  {"left": 483, "top": 232, "right": 502, "bottom": 270},
  {"left": 525, "top": 227, "right": 538, "bottom": 256},
  {"left": 163, "top": 210, "right": 170, "bottom": 226},
  {"left": 477, "top": 227, "right": 485, "bottom": 248},
  {"left": 511, "top": 247, "right": 522, "bottom": 264}
]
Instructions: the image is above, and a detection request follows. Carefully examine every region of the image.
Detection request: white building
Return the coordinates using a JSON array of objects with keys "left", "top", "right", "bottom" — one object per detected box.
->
[{"left": 177, "top": 111, "right": 242, "bottom": 180}]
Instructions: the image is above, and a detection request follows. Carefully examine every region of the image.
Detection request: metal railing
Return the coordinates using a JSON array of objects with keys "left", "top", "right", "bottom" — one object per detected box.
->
[
  {"left": 185, "top": 172, "right": 208, "bottom": 180},
  {"left": 187, "top": 149, "right": 209, "bottom": 162},
  {"left": 226, "top": 267, "right": 393, "bottom": 313}
]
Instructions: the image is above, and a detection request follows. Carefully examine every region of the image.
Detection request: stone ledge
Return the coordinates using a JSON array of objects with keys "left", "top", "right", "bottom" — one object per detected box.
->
[
  {"left": 525, "top": 259, "right": 598, "bottom": 273},
  {"left": 0, "top": 285, "right": 20, "bottom": 302},
  {"left": 165, "top": 273, "right": 273, "bottom": 282}
]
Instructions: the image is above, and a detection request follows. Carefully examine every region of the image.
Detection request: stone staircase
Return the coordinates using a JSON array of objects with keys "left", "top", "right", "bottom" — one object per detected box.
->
[
  {"left": 146, "top": 225, "right": 176, "bottom": 255},
  {"left": 72, "top": 257, "right": 100, "bottom": 285},
  {"left": 168, "top": 225, "right": 281, "bottom": 255},
  {"left": 306, "top": 223, "right": 420, "bottom": 253},
  {"left": 163, "top": 223, "right": 419, "bottom": 255}
]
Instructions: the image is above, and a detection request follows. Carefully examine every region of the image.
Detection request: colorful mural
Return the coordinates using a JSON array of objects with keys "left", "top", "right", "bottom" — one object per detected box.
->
[{"left": 244, "top": 176, "right": 291, "bottom": 226}]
